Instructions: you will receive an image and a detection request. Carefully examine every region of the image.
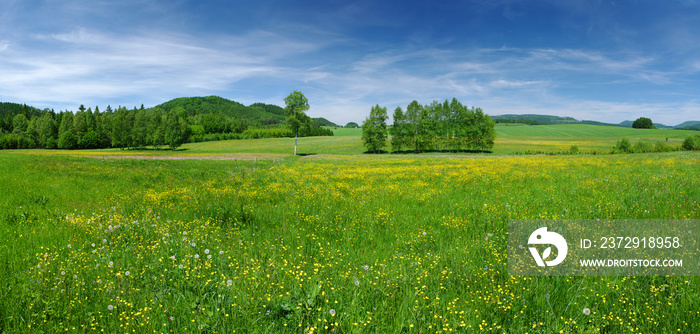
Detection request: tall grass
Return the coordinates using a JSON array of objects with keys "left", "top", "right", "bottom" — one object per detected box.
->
[{"left": 0, "top": 151, "right": 699, "bottom": 332}]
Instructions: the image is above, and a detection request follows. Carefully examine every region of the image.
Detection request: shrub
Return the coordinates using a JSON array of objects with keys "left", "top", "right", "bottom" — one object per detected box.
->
[
  {"left": 616, "top": 138, "right": 632, "bottom": 153},
  {"left": 682, "top": 136, "right": 700, "bottom": 151},
  {"left": 633, "top": 141, "right": 652, "bottom": 153},
  {"left": 569, "top": 145, "right": 579, "bottom": 155}
]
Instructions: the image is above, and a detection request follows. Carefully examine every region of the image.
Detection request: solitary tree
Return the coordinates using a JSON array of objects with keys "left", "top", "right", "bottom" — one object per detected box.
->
[
  {"left": 361, "top": 104, "right": 388, "bottom": 153},
  {"left": 284, "top": 90, "right": 311, "bottom": 155}
]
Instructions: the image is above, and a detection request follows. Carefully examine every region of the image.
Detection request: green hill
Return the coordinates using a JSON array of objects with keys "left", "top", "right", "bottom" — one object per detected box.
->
[
  {"left": 675, "top": 121, "right": 700, "bottom": 129},
  {"left": 0, "top": 102, "right": 45, "bottom": 118},
  {"left": 156, "top": 96, "right": 286, "bottom": 126},
  {"left": 491, "top": 114, "right": 580, "bottom": 124},
  {"left": 312, "top": 117, "right": 339, "bottom": 127}
]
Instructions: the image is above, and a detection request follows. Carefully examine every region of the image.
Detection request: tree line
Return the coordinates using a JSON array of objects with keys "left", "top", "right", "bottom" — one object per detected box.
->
[
  {"left": 0, "top": 105, "right": 189, "bottom": 150},
  {"left": 362, "top": 98, "right": 496, "bottom": 153},
  {"left": 0, "top": 101, "right": 332, "bottom": 150}
]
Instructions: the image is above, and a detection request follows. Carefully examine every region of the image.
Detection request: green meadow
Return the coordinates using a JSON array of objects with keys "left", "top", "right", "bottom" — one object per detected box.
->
[{"left": 1, "top": 125, "right": 699, "bottom": 333}]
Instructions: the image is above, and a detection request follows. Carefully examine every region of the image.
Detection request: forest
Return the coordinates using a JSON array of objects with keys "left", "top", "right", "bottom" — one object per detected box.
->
[{"left": 0, "top": 96, "right": 333, "bottom": 150}]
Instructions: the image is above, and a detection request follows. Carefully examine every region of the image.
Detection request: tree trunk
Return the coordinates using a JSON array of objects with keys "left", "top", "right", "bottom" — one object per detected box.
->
[{"left": 294, "top": 129, "right": 298, "bottom": 155}]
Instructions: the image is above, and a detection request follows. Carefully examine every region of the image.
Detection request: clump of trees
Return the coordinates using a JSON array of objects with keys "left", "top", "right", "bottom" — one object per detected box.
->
[
  {"left": 361, "top": 98, "right": 496, "bottom": 154},
  {"left": 632, "top": 117, "right": 655, "bottom": 129},
  {"left": 391, "top": 98, "right": 495, "bottom": 153}
]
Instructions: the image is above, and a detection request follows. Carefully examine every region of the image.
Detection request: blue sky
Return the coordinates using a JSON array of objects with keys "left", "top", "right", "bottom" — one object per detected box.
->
[{"left": 1, "top": 0, "right": 699, "bottom": 125}]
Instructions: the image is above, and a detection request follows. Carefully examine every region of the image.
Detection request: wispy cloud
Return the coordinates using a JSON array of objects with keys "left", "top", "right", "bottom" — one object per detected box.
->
[{"left": 1, "top": 0, "right": 698, "bottom": 126}]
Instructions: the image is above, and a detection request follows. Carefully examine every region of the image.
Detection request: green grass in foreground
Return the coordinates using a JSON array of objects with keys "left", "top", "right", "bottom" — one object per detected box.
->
[{"left": 1, "top": 151, "right": 699, "bottom": 333}]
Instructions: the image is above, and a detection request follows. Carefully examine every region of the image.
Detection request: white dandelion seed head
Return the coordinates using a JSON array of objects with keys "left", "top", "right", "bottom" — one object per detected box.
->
[
  {"left": 108, "top": 261, "right": 113, "bottom": 267},
  {"left": 205, "top": 249, "right": 210, "bottom": 254},
  {"left": 583, "top": 308, "right": 591, "bottom": 315},
  {"left": 219, "top": 250, "right": 224, "bottom": 255},
  {"left": 108, "top": 305, "right": 114, "bottom": 311},
  {"left": 170, "top": 255, "right": 176, "bottom": 260},
  {"left": 194, "top": 254, "right": 199, "bottom": 259},
  {"left": 207, "top": 255, "right": 211, "bottom": 259},
  {"left": 353, "top": 277, "right": 359, "bottom": 286},
  {"left": 61, "top": 271, "right": 65, "bottom": 276},
  {"left": 422, "top": 231, "right": 427, "bottom": 236},
  {"left": 67, "top": 244, "right": 71, "bottom": 248},
  {"left": 362, "top": 265, "right": 369, "bottom": 271},
  {"left": 178, "top": 264, "right": 183, "bottom": 269},
  {"left": 227, "top": 279, "right": 233, "bottom": 286},
  {"left": 329, "top": 309, "right": 336, "bottom": 316},
  {"left": 125, "top": 271, "right": 130, "bottom": 276}
]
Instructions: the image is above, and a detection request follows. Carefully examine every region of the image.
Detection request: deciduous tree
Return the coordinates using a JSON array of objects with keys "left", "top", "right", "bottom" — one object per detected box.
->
[
  {"left": 284, "top": 90, "right": 311, "bottom": 155},
  {"left": 361, "top": 104, "right": 388, "bottom": 153}
]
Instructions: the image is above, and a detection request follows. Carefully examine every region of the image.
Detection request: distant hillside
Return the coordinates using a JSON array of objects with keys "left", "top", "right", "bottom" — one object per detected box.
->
[
  {"left": 156, "top": 96, "right": 286, "bottom": 126},
  {"left": 0, "top": 102, "right": 45, "bottom": 118},
  {"left": 493, "top": 114, "right": 676, "bottom": 128},
  {"left": 312, "top": 117, "right": 339, "bottom": 127},
  {"left": 492, "top": 114, "right": 580, "bottom": 124},
  {"left": 675, "top": 121, "right": 700, "bottom": 129}
]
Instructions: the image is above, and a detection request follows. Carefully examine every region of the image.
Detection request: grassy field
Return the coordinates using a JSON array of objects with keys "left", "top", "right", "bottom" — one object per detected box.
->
[
  {"left": 1, "top": 125, "right": 699, "bottom": 333},
  {"left": 11, "top": 124, "right": 696, "bottom": 158}
]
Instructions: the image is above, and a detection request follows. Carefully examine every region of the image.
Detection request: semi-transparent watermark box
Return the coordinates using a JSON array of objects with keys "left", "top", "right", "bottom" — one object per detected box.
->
[{"left": 508, "top": 219, "right": 700, "bottom": 276}]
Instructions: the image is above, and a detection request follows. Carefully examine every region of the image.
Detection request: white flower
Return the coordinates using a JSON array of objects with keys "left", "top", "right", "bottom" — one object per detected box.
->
[
  {"left": 583, "top": 308, "right": 591, "bottom": 315},
  {"left": 108, "top": 261, "right": 113, "bottom": 267},
  {"left": 125, "top": 271, "right": 130, "bottom": 276},
  {"left": 353, "top": 277, "right": 359, "bottom": 286},
  {"left": 205, "top": 249, "right": 210, "bottom": 254},
  {"left": 194, "top": 254, "right": 199, "bottom": 259},
  {"left": 67, "top": 244, "right": 71, "bottom": 248},
  {"left": 227, "top": 279, "right": 233, "bottom": 286},
  {"left": 329, "top": 309, "right": 336, "bottom": 316},
  {"left": 219, "top": 250, "right": 224, "bottom": 255},
  {"left": 108, "top": 304, "right": 114, "bottom": 311},
  {"left": 207, "top": 255, "right": 212, "bottom": 259},
  {"left": 60, "top": 271, "right": 65, "bottom": 276},
  {"left": 178, "top": 264, "right": 183, "bottom": 269},
  {"left": 362, "top": 265, "right": 369, "bottom": 271},
  {"left": 422, "top": 231, "right": 427, "bottom": 236},
  {"left": 170, "top": 255, "right": 176, "bottom": 260}
]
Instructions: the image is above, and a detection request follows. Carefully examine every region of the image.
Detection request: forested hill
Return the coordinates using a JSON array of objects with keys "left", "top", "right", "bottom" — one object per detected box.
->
[
  {"left": 0, "top": 102, "right": 45, "bottom": 118},
  {"left": 157, "top": 96, "right": 339, "bottom": 127},
  {"left": 156, "top": 96, "right": 286, "bottom": 126}
]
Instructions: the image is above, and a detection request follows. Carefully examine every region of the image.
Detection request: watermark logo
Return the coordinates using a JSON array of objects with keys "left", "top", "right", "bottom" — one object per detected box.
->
[{"left": 528, "top": 227, "right": 568, "bottom": 267}]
